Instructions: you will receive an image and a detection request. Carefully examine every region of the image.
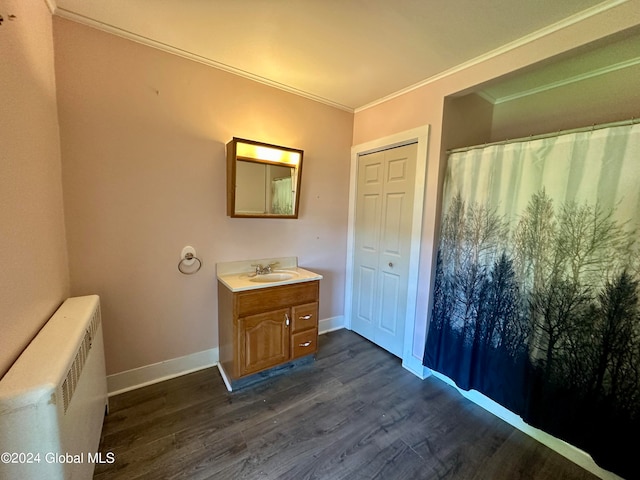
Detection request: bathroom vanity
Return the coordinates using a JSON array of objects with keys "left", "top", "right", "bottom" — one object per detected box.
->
[{"left": 216, "top": 257, "right": 322, "bottom": 391}]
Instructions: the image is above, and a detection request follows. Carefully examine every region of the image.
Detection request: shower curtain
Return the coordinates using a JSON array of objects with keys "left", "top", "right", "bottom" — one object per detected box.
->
[
  {"left": 423, "top": 122, "right": 640, "bottom": 479},
  {"left": 271, "top": 176, "right": 293, "bottom": 214}
]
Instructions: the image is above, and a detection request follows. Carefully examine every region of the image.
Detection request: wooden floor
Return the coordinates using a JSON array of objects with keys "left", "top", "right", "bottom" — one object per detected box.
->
[{"left": 94, "top": 329, "right": 599, "bottom": 480}]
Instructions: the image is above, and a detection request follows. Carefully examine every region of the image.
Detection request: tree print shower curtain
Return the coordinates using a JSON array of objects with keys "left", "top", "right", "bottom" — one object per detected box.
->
[{"left": 423, "top": 123, "right": 640, "bottom": 479}]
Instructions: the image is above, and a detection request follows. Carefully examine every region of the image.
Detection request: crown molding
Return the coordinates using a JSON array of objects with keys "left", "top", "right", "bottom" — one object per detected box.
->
[
  {"left": 48, "top": 0, "right": 630, "bottom": 114},
  {"left": 354, "top": 0, "right": 631, "bottom": 113},
  {"left": 492, "top": 56, "right": 640, "bottom": 104},
  {"left": 475, "top": 91, "right": 497, "bottom": 105},
  {"left": 51, "top": 6, "right": 355, "bottom": 113},
  {"left": 43, "top": 0, "right": 56, "bottom": 14}
]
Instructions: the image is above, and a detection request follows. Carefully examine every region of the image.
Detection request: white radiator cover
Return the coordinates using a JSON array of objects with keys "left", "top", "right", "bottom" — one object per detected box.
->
[{"left": 0, "top": 295, "right": 109, "bottom": 480}]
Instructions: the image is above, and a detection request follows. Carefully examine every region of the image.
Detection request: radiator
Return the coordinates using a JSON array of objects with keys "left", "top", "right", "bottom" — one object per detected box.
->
[{"left": 0, "top": 295, "right": 109, "bottom": 480}]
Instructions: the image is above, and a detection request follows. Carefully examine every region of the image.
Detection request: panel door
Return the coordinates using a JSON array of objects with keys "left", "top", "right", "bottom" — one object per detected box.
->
[
  {"left": 239, "top": 308, "right": 290, "bottom": 376},
  {"left": 351, "top": 143, "right": 417, "bottom": 357}
]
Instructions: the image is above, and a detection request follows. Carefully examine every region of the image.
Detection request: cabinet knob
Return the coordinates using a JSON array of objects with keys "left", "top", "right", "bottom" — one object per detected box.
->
[
  {"left": 285, "top": 313, "right": 290, "bottom": 326},
  {"left": 300, "top": 314, "right": 313, "bottom": 320},
  {"left": 299, "top": 341, "right": 312, "bottom": 347}
]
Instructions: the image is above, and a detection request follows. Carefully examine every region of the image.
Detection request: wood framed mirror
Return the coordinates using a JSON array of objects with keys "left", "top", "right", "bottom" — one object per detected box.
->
[{"left": 226, "top": 137, "right": 304, "bottom": 218}]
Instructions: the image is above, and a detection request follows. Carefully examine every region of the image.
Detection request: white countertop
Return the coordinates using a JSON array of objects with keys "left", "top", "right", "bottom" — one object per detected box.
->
[{"left": 216, "top": 257, "right": 323, "bottom": 292}]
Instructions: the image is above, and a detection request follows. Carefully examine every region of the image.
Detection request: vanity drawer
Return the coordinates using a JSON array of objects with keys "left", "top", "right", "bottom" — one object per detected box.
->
[
  {"left": 236, "top": 281, "right": 319, "bottom": 317},
  {"left": 291, "top": 328, "right": 318, "bottom": 359},
  {"left": 292, "top": 302, "right": 318, "bottom": 332}
]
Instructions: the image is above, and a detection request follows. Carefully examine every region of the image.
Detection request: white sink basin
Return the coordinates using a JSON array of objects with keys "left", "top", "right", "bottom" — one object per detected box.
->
[
  {"left": 217, "top": 263, "right": 323, "bottom": 292},
  {"left": 249, "top": 271, "right": 299, "bottom": 283}
]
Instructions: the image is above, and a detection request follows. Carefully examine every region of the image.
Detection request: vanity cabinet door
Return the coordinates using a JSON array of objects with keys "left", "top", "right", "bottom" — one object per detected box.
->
[{"left": 239, "top": 308, "right": 290, "bottom": 376}]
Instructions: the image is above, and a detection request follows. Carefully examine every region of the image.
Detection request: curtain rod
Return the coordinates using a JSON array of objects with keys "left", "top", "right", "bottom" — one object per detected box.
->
[{"left": 447, "top": 117, "right": 639, "bottom": 155}]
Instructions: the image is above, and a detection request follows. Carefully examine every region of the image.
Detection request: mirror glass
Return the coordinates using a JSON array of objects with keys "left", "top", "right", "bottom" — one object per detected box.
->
[{"left": 227, "top": 138, "right": 303, "bottom": 218}]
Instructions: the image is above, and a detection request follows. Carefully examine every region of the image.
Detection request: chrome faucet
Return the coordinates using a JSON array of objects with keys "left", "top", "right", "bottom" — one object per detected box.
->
[{"left": 250, "top": 262, "right": 279, "bottom": 276}]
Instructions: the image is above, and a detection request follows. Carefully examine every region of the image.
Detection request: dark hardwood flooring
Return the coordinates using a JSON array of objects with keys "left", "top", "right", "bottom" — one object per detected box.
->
[{"left": 94, "top": 329, "right": 599, "bottom": 480}]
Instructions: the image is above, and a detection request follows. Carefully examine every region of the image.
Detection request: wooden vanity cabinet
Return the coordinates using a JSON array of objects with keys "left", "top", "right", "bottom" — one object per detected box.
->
[{"left": 218, "top": 280, "right": 319, "bottom": 382}]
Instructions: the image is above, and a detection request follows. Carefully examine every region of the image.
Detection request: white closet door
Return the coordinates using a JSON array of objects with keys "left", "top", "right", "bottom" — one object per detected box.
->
[{"left": 351, "top": 143, "right": 417, "bottom": 357}]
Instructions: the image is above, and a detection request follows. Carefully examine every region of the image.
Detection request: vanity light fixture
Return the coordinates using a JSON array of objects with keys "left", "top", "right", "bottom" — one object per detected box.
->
[{"left": 236, "top": 142, "right": 301, "bottom": 166}]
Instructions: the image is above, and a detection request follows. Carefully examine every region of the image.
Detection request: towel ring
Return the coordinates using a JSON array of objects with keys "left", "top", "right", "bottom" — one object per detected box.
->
[{"left": 178, "top": 252, "right": 202, "bottom": 275}]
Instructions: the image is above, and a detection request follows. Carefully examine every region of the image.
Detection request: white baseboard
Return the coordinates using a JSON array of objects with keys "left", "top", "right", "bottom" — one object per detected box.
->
[
  {"left": 217, "top": 363, "right": 233, "bottom": 392},
  {"left": 107, "top": 316, "right": 344, "bottom": 396},
  {"left": 430, "top": 370, "right": 623, "bottom": 480},
  {"left": 107, "top": 348, "right": 218, "bottom": 396},
  {"left": 319, "top": 315, "right": 345, "bottom": 334},
  {"left": 402, "top": 355, "right": 432, "bottom": 380}
]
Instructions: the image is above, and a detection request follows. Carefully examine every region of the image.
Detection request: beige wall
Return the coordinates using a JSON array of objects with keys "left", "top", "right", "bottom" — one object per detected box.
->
[
  {"left": 442, "top": 94, "right": 493, "bottom": 151},
  {"left": 490, "top": 63, "right": 640, "bottom": 141},
  {"left": 53, "top": 18, "right": 353, "bottom": 375},
  {"left": 352, "top": 2, "right": 640, "bottom": 361},
  {"left": 0, "top": 0, "right": 69, "bottom": 378}
]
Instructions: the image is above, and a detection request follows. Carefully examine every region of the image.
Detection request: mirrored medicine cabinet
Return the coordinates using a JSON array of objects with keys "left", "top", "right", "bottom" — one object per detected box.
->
[{"left": 226, "top": 137, "right": 304, "bottom": 218}]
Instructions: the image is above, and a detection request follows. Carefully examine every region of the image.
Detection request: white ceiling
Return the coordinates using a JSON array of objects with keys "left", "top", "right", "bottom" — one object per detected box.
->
[{"left": 52, "top": 0, "right": 636, "bottom": 111}]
